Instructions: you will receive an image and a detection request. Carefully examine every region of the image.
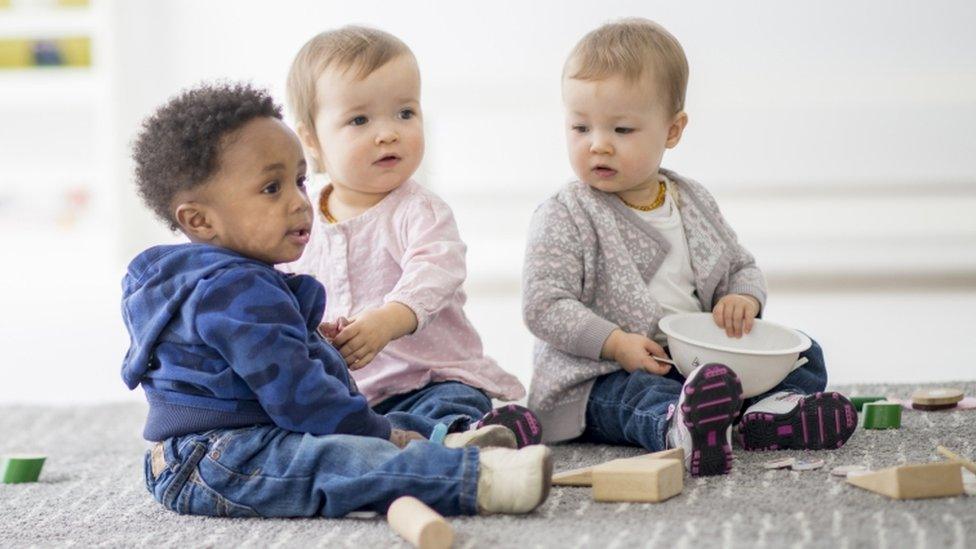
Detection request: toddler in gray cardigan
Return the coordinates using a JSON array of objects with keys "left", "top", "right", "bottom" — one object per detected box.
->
[{"left": 522, "top": 18, "right": 857, "bottom": 476}]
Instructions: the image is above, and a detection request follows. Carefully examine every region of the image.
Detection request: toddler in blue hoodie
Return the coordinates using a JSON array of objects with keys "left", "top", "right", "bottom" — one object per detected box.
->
[{"left": 121, "top": 82, "right": 551, "bottom": 518}]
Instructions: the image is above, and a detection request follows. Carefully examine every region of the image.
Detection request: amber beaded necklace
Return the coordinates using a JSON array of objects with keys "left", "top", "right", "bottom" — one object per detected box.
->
[{"left": 619, "top": 180, "right": 668, "bottom": 211}]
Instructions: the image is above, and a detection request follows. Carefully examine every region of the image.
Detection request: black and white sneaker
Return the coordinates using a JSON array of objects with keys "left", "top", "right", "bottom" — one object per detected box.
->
[
  {"left": 666, "top": 363, "right": 743, "bottom": 476},
  {"left": 738, "top": 391, "right": 857, "bottom": 451}
]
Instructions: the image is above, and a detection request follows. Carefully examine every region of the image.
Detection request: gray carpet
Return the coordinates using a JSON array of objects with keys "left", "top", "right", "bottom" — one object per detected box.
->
[{"left": 2, "top": 382, "right": 975, "bottom": 548}]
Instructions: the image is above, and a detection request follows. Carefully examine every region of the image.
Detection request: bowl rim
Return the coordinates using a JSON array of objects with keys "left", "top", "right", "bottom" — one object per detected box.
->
[{"left": 658, "top": 312, "right": 812, "bottom": 356}]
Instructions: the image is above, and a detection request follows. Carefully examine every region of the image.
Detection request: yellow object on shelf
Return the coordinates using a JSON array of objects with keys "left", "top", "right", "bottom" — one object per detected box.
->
[
  {"left": 0, "top": 39, "right": 33, "bottom": 68},
  {"left": 58, "top": 0, "right": 91, "bottom": 6},
  {"left": 58, "top": 36, "right": 91, "bottom": 67},
  {"left": 0, "top": 36, "right": 90, "bottom": 69},
  {"left": 0, "top": 0, "right": 10, "bottom": 8}
]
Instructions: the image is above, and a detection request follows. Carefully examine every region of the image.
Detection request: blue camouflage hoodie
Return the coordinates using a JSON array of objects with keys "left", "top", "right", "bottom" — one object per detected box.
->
[{"left": 121, "top": 243, "right": 391, "bottom": 442}]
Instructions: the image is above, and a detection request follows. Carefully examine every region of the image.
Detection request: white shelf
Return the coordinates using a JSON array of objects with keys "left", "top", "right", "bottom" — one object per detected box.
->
[
  {"left": 0, "top": 9, "right": 96, "bottom": 35},
  {"left": 0, "top": 67, "right": 100, "bottom": 103},
  {"left": 0, "top": 167, "right": 97, "bottom": 184}
]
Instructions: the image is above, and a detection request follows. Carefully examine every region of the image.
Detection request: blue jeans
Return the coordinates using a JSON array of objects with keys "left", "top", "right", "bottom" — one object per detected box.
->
[
  {"left": 144, "top": 425, "right": 480, "bottom": 518},
  {"left": 583, "top": 339, "right": 828, "bottom": 452},
  {"left": 373, "top": 381, "right": 492, "bottom": 438}
]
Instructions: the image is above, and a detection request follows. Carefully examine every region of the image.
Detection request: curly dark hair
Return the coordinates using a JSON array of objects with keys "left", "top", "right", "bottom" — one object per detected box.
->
[{"left": 132, "top": 82, "right": 283, "bottom": 230}]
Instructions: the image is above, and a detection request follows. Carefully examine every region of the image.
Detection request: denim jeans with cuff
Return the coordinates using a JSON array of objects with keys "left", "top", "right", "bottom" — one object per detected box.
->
[
  {"left": 373, "top": 381, "right": 493, "bottom": 437},
  {"left": 144, "top": 424, "right": 480, "bottom": 518}
]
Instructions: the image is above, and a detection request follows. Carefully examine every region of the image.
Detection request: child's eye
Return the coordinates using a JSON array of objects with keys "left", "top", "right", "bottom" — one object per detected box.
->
[
  {"left": 615, "top": 127, "right": 634, "bottom": 134},
  {"left": 572, "top": 125, "right": 588, "bottom": 133},
  {"left": 398, "top": 108, "right": 416, "bottom": 120},
  {"left": 262, "top": 181, "right": 280, "bottom": 194},
  {"left": 349, "top": 115, "right": 368, "bottom": 126},
  {"left": 296, "top": 175, "right": 307, "bottom": 189}
]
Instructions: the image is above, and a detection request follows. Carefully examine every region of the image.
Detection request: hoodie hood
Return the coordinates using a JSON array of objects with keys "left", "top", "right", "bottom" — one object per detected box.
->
[{"left": 120, "top": 244, "right": 276, "bottom": 389}]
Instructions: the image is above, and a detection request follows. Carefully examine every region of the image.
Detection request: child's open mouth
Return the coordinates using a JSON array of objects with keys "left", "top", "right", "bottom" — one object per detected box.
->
[
  {"left": 592, "top": 166, "right": 617, "bottom": 178},
  {"left": 287, "top": 227, "right": 311, "bottom": 245},
  {"left": 373, "top": 154, "right": 401, "bottom": 168}
]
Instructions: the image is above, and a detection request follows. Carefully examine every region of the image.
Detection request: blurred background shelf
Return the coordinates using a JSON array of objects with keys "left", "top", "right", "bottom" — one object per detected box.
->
[
  {"left": 0, "top": 10, "right": 96, "bottom": 35},
  {"left": 0, "top": 68, "right": 100, "bottom": 103}
]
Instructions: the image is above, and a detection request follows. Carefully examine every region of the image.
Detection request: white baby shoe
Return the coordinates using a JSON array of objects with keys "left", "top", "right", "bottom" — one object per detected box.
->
[{"left": 476, "top": 445, "right": 553, "bottom": 514}]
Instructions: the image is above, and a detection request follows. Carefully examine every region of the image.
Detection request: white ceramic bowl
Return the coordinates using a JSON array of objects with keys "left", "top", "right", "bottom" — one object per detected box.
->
[{"left": 658, "top": 313, "right": 811, "bottom": 398}]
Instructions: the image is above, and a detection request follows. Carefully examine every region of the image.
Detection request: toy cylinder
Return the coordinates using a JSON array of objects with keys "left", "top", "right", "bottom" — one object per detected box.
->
[
  {"left": 387, "top": 496, "right": 453, "bottom": 549},
  {"left": 862, "top": 402, "right": 901, "bottom": 429}
]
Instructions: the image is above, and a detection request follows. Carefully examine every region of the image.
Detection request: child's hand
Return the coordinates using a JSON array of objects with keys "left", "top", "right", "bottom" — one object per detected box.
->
[
  {"left": 712, "top": 294, "right": 761, "bottom": 338},
  {"left": 317, "top": 317, "right": 349, "bottom": 343},
  {"left": 334, "top": 303, "right": 417, "bottom": 369},
  {"left": 389, "top": 429, "right": 426, "bottom": 448},
  {"left": 602, "top": 329, "right": 672, "bottom": 375}
]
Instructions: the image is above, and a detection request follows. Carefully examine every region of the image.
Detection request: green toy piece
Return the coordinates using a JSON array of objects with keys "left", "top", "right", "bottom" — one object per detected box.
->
[
  {"left": 1, "top": 455, "right": 46, "bottom": 484},
  {"left": 850, "top": 396, "right": 887, "bottom": 412},
  {"left": 862, "top": 402, "right": 902, "bottom": 429}
]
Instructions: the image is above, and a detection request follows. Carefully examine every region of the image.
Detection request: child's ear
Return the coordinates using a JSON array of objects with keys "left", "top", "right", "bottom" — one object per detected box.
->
[
  {"left": 174, "top": 202, "right": 217, "bottom": 242},
  {"left": 665, "top": 111, "right": 688, "bottom": 149},
  {"left": 296, "top": 122, "right": 323, "bottom": 173}
]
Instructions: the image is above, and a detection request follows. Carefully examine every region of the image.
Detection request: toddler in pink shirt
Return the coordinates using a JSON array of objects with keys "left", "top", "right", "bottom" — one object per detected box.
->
[{"left": 283, "top": 26, "right": 540, "bottom": 448}]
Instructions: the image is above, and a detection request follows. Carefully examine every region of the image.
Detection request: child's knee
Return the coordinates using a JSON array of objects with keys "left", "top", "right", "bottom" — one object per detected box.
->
[{"left": 798, "top": 337, "right": 828, "bottom": 390}]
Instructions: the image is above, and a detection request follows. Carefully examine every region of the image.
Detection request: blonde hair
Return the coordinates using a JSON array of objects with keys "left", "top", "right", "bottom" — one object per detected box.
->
[
  {"left": 565, "top": 18, "right": 689, "bottom": 114},
  {"left": 287, "top": 25, "right": 412, "bottom": 134}
]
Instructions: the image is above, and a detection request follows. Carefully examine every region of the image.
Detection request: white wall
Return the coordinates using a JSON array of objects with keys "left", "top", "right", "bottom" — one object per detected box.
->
[
  {"left": 111, "top": 0, "right": 976, "bottom": 275},
  {"left": 1, "top": 0, "right": 974, "bottom": 404}
]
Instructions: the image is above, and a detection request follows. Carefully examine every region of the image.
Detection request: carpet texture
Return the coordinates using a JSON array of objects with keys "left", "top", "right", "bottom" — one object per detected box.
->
[{"left": 2, "top": 382, "right": 975, "bottom": 548}]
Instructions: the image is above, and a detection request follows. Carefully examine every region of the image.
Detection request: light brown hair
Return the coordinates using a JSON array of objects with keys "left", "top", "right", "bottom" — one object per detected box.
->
[
  {"left": 565, "top": 18, "right": 689, "bottom": 114},
  {"left": 287, "top": 25, "right": 412, "bottom": 134}
]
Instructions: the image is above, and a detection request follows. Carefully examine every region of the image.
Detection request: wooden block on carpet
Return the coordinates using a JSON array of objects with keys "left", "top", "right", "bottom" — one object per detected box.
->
[
  {"left": 388, "top": 496, "right": 454, "bottom": 549},
  {"left": 937, "top": 446, "right": 976, "bottom": 475},
  {"left": 592, "top": 458, "right": 683, "bottom": 503},
  {"left": 552, "top": 448, "right": 684, "bottom": 487},
  {"left": 846, "top": 462, "right": 963, "bottom": 500}
]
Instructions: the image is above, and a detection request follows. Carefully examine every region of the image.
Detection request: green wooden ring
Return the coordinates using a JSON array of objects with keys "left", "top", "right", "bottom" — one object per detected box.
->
[
  {"left": 862, "top": 402, "right": 901, "bottom": 429},
  {"left": 1, "top": 455, "right": 46, "bottom": 484},
  {"left": 850, "top": 396, "right": 887, "bottom": 412}
]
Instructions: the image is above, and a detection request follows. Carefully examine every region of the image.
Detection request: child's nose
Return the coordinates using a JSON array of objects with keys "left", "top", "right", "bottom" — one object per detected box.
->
[
  {"left": 375, "top": 129, "right": 399, "bottom": 145},
  {"left": 589, "top": 137, "right": 613, "bottom": 155},
  {"left": 291, "top": 186, "right": 311, "bottom": 213}
]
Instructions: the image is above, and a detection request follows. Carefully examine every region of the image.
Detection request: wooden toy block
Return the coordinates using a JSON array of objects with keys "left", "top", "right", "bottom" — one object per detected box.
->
[
  {"left": 937, "top": 446, "right": 976, "bottom": 475},
  {"left": 862, "top": 402, "right": 901, "bottom": 429},
  {"left": 552, "top": 447, "right": 684, "bottom": 487},
  {"left": 591, "top": 458, "right": 683, "bottom": 503},
  {"left": 912, "top": 388, "right": 964, "bottom": 410},
  {"left": 551, "top": 465, "right": 593, "bottom": 487},
  {"left": 388, "top": 496, "right": 453, "bottom": 549},
  {"left": 1, "top": 455, "right": 46, "bottom": 484},
  {"left": 849, "top": 396, "right": 886, "bottom": 411},
  {"left": 846, "top": 462, "right": 963, "bottom": 500}
]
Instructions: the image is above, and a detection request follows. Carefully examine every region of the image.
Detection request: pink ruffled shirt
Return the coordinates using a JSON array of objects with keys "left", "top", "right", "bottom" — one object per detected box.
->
[{"left": 284, "top": 179, "right": 525, "bottom": 406}]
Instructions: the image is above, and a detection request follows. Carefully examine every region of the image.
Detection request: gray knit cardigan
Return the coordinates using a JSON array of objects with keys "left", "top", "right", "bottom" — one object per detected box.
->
[{"left": 522, "top": 168, "right": 767, "bottom": 442}]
